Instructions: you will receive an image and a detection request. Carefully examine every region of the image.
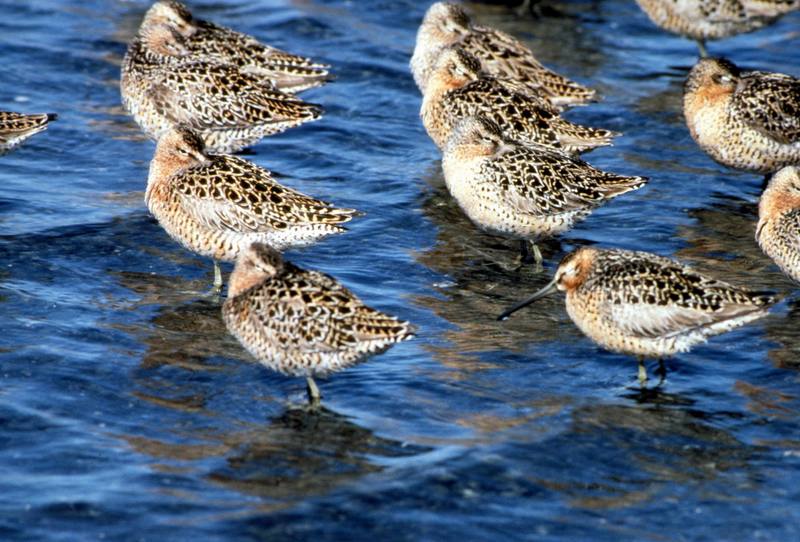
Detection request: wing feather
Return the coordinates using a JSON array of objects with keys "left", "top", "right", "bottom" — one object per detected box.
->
[
  {"left": 173, "top": 156, "right": 354, "bottom": 233},
  {"left": 735, "top": 73, "right": 800, "bottom": 144}
]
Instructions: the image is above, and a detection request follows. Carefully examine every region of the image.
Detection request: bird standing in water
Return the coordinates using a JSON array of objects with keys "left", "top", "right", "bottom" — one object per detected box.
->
[
  {"left": 140, "top": 0, "right": 331, "bottom": 93},
  {"left": 499, "top": 247, "right": 776, "bottom": 384},
  {"left": 146, "top": 127, "right": 357, "bottom": 292},
  {"left": 634, "top": 0, "right": 800, "bottom": 57},
  {"left": 442, "top": 117, "right": 646, "bottom": 267},
  {"left": 222, "top": 243, "right": 415, "bottom": 406},
  {"left": 410, "top": 1, "right": 596, "bottom": 107},
  {"left": 684, "top": 57, "right": 800, "bottom": 174}
]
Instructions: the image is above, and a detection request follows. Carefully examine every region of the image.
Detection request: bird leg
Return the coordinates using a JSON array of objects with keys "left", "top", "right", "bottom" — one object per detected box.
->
[
  {"left": 213, "top": 260, "right": 223, "bottom": 293},
  {"left": 516, "top": 0, "right": 532, "bottom": 16},
  {"left": 202, "top": 261, "right": 224, "bottom": 299},
  {"left": 519, "top": 240, "right": 543, "bottom": 271},
  {"left": 306, "top": 376, "right": 321, "bottom": 408},
  {"left": 696, "top": 40, "right": 708, "bottom": 58},
  {"left": 637, "top": 357, "right": 648, "bottom": 386}
]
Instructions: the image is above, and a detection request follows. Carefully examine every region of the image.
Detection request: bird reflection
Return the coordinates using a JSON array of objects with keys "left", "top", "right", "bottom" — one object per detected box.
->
[
  {"left": 122, "top": 405, "right": 428, "bottom": 505},
  {"left": 463, "top": 1, "right": 606, "bottom": 76},
  {"left": 532, "top": 399, "right": 758, "bottom": 511},
  {"left": 413, "top": 165, "right": 585, "bottom": 372},
  {"left": 675, "top": 196, "right": 800, "bottom": 372},
  {"left": 675, "top": 195, "right": 791, "bottom": 289},
  {"left": 111, "top": 268, "right": 242, "bottom": 367},
  {"left": 763, "top": 299, "right": 800, "bottom": 371},
  {"left": 209, "top": 406, "right": 427, "bottom": 499}
]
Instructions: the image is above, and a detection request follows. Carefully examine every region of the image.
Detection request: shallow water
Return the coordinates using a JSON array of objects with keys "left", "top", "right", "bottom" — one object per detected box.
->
[{"left": 2, "top": 0, "right": 800, "bottom": 540}]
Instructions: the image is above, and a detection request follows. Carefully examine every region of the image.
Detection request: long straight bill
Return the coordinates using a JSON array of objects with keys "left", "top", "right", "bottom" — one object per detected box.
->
[{"left": 497, "top": 277, "right": 558, "bottom": 321}]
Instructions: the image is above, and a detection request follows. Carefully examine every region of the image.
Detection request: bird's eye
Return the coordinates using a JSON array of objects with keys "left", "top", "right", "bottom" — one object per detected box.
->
[{"left": 712, "top": 73, "right": 733, "bottom": 85}]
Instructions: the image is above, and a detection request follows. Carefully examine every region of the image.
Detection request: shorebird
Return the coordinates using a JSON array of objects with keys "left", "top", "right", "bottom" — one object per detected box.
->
[
  {"left": 442, "top": 116, "right": 646, "bottom": 266},
  {"left": 146, "top": 127, "right": 357, "bottom": 291},
  {"left": 499, "top": 247, "right": 776, "bottom": 383},
  {"left": 421, "top": 47, "right": 616, "bottom": 153},
  {"left": 0, "top": 111, "right": 57, "bottom": 155},
  {"left": 121, "top": 23, "right": 322, "bottom": 153},
  {"left": 140, "top": 1, "right": 331, "bottom": 93},
  {"left": 684, "top": 57, "right": 800, "bottom": 174},
  {"left": 757, "top": 165, "right": 800, "bottom": 283},
  {"left": 410, "top": 2, "right": 596, "bottom": 108},
  {"left": 634, "top": 0, "right": 800, "bottom": 57},
  {"left": 222, "top": 243, "right": 414, "bottom": 406}
]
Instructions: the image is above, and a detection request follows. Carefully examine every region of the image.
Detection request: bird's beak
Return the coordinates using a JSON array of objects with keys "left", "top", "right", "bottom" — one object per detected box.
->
[{"left": 497, "top": 277, "right": 558, "bottom": 321}]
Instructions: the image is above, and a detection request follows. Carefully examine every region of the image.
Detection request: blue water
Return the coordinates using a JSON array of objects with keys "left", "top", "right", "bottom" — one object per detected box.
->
[{"left": 2, "top": 0, "right": 800, "bottom": 540}]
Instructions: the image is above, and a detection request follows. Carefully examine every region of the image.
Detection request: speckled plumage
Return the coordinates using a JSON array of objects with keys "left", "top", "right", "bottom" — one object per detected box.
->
[
  {"left": 121, "top": 24, "right": 322, "bottom": 153},
  {"left": 635, "top": 0, "right": 799, "bottom": 48},
  {"left": 0, "top": 111, "right": 56, "bottom": 154},
  {"left": 757, "top": 166, "right": 800, "bottom": 283},
  {"left": 502, "top": 247, "right": 775, "bottom": 360},
  {"left": 146, "top": 128, "right": 357, "bottom": 266},
  {"left": 141, "top": 1, "right": 330, "bottom": 93},
  {"left": 421, "top": 48, "right": 616, "bottom": 153},
  {"left": 410, "top": 2, "right": 596, "bottom": 108},
  {"left": 222, "top": 243, "right": 414, "bottom": 384},
  {"left": 441, "top": 117, "right": 646, "bottom": 247},
  {"left": 684, "top": 57, "right": 800, "bottom": 173}
]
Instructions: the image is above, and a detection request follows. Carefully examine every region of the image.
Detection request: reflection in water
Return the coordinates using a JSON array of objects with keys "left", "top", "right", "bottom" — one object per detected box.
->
[
  {"left": 764, "top": 300, "right": 800, "bottom": 371},
  {"left": 532, "top": 396, "right": 758, "bottom": 511},
  {"left": 674, "top": 195, "right": 800, "bottom": 375},
  {"left": 413, "top": 165, "right": 584, "bottom": 373},
  {"left": 675, "top": 196, "right": 765, "bottom": 277},
  {"left": 123, "top": 405, "right": 428, "bottom": 507},
  {"left": 464, "top": 0, "right": 606, "bottom": 83},
  {"left": 110, "top": 269, "right": 243, "bottom": 371},
  {"left": 673, "top": 194, "right": 798, "bottom": 293},
  {"left": 209, "top": 406, "right": 427, "bottom": 499}
]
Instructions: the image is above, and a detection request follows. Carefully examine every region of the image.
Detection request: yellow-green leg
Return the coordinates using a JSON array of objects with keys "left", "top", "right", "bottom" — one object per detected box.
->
[
  {"left": 213, "top": 260, "right": 223, "bottom": 293},
  {"left": 306, "top": 376, "right": 321, "bottom": 408},
  {"left": 697, "top": 40, "right": 708, "bottom": 58},
  {"left": 637, "top": 357, "right": 648, "bottom": 386},
  {"left": 519, "top": 240, "right": 543, "bottom": 271}
]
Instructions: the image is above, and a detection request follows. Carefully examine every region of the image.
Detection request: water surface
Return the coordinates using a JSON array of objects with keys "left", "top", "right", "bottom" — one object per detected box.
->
[{"left": 2, "top": 0, "right": 800, "bottom": 540}]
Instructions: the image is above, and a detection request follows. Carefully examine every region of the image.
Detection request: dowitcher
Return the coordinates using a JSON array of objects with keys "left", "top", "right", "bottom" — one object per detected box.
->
[
  {"left": 757, "top": 165, "right": 800, "bottom": 283},
  {"left": 442, "top": 116, "right": 646, "bottom": 266},
  {"left": 141, "top": 1, "right": 330, "bottom": 93},
  {"left": 222, "top": 243, "right": 414, "bottom": 406},
  {"left": 410, "top": 2, "right": 596, "bottom": 108},
  {"left": 121, "top": 23, "right": 322, "bottom": 154},
  {"left": 634, "top": 0, "right": 800, "bottom": 57},
  {"left": 0, "top": 111, "right": 57, "bottom": 155},
  {"left": 146, "top": 127, "right": 357, "bottom": 291},
  {"left": 684, "top": 57, "right": 800, "bottom": 174},
  {"left": 499, "top": 247, "right": 776, "bottom": 383},
  {"left": 421, "top": 47, "right": 616, "bottom": 153}
]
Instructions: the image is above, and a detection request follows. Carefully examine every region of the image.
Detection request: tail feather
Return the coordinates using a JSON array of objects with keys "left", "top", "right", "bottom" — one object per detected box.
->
[
  {"left": 597, "top": 174, "right": 649, "bottom": 197},
  {"left": 553, "top": 117, "right": 619, "bottom": 153}
]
